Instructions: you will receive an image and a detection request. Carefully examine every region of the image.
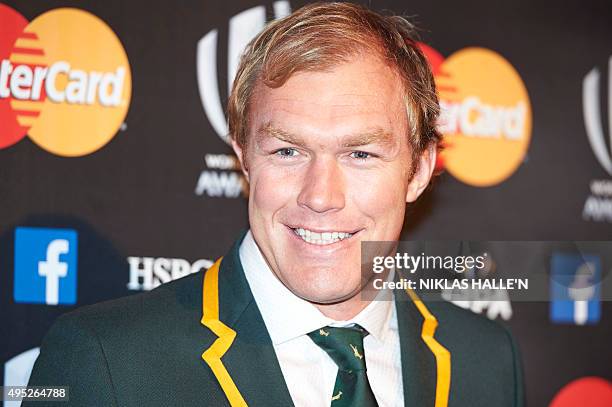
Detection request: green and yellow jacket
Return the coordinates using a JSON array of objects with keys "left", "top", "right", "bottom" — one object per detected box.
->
[{"left": 26, "top": 234, "right": 524, "bottom": 406}]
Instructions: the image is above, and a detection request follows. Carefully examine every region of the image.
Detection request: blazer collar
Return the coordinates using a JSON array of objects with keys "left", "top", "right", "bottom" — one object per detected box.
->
[
  {"left": 200, "top": 231, "right": 294, "bottom": 406},
  {"left": 395, "top": 274, "right": 452, "bottom": 407}
]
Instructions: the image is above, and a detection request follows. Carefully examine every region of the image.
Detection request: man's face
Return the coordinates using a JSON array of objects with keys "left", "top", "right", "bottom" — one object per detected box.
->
[{"left": 234, "top": 53, "right": 435, "bottom": 305}]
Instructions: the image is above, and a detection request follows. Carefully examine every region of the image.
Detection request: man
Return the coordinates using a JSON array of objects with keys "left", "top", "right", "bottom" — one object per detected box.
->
[{"left": 27, "top": 3, "right": 524, "bottom": 406}]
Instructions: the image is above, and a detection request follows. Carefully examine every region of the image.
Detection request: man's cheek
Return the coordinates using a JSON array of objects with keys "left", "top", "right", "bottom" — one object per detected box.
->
[
  {"left": 348, "top": 170, "right": 404, "bottom": 209},
  {"left": 252, "top": 169, "right": 297, "bottom": 211}
]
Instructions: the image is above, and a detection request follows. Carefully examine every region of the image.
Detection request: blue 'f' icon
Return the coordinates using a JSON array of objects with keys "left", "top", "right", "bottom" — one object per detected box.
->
[
  {"left": 14, "top": 227, "right": 78, "bottom": 306},
  {"left": 550, "top": 253, "right": 601, "bottom": 325}
]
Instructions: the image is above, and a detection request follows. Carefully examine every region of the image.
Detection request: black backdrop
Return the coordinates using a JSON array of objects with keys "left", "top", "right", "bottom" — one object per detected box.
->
[{"left": 1, "top": 1, "right": 611, "bottom": 406}]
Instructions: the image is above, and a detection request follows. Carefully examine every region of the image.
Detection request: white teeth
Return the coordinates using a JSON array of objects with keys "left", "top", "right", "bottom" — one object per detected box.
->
[{"left": 292, "top": 227, "right": 354, "bottom": 245}]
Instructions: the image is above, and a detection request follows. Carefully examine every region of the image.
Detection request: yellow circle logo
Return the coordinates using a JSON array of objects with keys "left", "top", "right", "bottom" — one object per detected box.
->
[
  {"left": 424, "top": 46, "right": 532, "bottom": 187},
  {"left": 3, "top": 7, "right": 131, "bottom": 157}
]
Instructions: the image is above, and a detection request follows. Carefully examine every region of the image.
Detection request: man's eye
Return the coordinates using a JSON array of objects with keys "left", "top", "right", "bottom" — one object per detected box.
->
[
  {"left": 274, "top": 148, "right": 299, "bottom": 158},
  {"left": 350, "top": 151, "right": 372, "bottom": 160}
]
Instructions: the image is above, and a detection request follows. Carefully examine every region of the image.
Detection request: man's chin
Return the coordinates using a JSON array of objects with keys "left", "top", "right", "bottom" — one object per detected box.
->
[{"left": 288, "top": 280, "right": 365, "bottom": 305}]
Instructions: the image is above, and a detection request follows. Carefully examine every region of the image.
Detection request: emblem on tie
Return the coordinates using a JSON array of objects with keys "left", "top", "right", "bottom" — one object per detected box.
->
[
  {"left": 350, "top": 344, "right": 363, "bottom": 360},
  {"left": 331, "top": 390, "right": 343, "bottom": 401},
  {"left": 319, "top": 328, "right": 330, "bottom": 337}
]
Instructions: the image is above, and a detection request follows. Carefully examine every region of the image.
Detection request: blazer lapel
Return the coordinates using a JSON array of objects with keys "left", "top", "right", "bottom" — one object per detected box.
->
[
  {"left": 395, "top": 281, "right": 452, "bottom": 407},
  {"left": 200, "top": 233, "right": 294, "bottom": 406}
]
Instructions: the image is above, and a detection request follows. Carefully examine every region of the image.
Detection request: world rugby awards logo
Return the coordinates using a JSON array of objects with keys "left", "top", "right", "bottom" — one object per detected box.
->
[
  {"left": 583, "top": 56, "right": 612, "bottom": 176},
  {"left": 196, "top": 1, "right": 290, "bottom": 144},
  {"left": 582, "top": 56, "right": 612, "bottom": 223},
  {"left": 193, "top": 2, "right": 290, "bottom": 198}
]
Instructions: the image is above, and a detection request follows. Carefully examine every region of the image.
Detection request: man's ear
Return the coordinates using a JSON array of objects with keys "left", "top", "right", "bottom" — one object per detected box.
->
[
  {"left": 406, "top": 143, "right": 437, "bottom": 203},
  {"left": 231, "top": 139, "right": 249, "bottom": 182}
]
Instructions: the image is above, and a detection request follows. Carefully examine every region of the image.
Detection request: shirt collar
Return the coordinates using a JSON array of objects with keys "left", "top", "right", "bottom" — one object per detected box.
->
[{"left": 239, "top": 230, "right": 394, "bottom": 345}]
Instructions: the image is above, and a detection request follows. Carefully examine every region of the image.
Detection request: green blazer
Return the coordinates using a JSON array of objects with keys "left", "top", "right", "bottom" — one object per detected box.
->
[{"left": 26, "top": 234, "right": 524, "bottom": 406}]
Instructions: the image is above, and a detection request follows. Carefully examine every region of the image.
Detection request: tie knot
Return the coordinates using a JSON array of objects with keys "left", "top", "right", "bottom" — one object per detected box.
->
[{"left": 308, "top": 325, "right": 369, "bottom": 372}]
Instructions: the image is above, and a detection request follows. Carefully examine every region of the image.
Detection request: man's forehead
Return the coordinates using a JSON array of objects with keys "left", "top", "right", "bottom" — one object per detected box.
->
[
  {"left": 251, "top": 84, "right": 407, "bottom": 125},
  {"left": 262, "top": 94, "right": 388, "bottom": 116},
  {"left": 250, "top": 96, "right": 407, "bottom": 147}
]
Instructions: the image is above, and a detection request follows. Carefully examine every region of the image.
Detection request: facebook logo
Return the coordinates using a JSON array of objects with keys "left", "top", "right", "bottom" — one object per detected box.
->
[
  {"left": 14, "top": 227, "right": 78, "bottom": 306},
  {"left": 550, "top": 253, "right": 601, "bottom": 325}
]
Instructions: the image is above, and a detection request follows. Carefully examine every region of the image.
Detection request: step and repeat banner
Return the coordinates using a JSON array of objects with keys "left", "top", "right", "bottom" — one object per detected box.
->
[{"left": 1, "top": 0, "right": 611, "bottom": 405}]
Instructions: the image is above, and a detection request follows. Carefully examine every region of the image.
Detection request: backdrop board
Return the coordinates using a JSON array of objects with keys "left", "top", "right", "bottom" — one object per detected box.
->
[{"left": 1, "top": 1, "right": 611, "bottom": 406}]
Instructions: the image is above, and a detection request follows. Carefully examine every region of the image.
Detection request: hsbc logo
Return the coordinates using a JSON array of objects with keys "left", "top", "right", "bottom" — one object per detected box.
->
[
  {"left": 127, "top": 256, "right": 213, "bottom": 291},
  {"left": 196, "top": 1, "right": 291, "bottom": 144},
  {"left": 582, "top": 56, "right": 612, "bottom": 223},
  {"left": 583, "top": 56, "right": 612, "bottom": 176}
]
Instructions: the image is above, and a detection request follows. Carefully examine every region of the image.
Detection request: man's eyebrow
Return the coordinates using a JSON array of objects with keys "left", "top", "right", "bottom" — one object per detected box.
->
[
  {"left": 256, "top": 122, "right": 309, "bottom": 148},
  {"left": 256, "top": 122, "right": 396, "bottom": 149},
  {"left": 341, "top": 128, "right": 396, "bottom": 148}
]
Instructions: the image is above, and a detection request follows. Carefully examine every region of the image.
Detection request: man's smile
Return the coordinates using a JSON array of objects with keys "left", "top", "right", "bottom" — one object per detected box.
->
[
  {"left": 291, "top": 226, "right": 355, "bottom": 245},
  {"left": 283, "top": 224, "right": 364, "bottom": 247}
]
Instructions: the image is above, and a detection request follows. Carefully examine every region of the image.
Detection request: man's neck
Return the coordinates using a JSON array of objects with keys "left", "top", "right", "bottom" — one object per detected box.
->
[{"left": 311, "top": 271, "right": 391, "bottom": 321}]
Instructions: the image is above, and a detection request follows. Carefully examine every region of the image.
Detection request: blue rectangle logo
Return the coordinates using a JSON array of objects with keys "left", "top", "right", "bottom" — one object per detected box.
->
[
  {"left": 14, "top": 227, "right": 78, "bottom": 306},
  {"left": 550, "top": 253, "right": 601, "bottom": 325}
]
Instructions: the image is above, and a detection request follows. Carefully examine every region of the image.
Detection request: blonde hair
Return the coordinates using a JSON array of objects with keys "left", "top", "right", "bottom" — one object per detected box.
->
[{"left": 228, "top": 2, "right": 441, "bottom": 169}]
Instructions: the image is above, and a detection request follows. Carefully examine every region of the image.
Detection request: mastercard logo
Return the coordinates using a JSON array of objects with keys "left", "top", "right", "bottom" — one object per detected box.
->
[
  {"left": 0, "top": 4, "right": 131, "bottom": 157},
  {"left": 420, "top": 43, "right": 532, "bottom": 187}
]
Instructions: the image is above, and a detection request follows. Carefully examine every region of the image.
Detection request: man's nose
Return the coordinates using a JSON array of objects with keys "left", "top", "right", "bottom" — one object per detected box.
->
[{"left": 297, "top": 156, "right": 346, "bottom": 213}]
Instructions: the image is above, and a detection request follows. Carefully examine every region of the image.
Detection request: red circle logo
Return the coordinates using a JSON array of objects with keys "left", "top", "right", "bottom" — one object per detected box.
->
[{"left": 550, "top": 377, "right": 612, "bottom": 407}]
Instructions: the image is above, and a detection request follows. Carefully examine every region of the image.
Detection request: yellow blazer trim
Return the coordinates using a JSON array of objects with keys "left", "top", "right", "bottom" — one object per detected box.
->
[
  {"left": 201, "top": 257, "right": 247, "bottom": 407},
  {"left": 406, "top": 288, "right": 452, "bottom": 407}
]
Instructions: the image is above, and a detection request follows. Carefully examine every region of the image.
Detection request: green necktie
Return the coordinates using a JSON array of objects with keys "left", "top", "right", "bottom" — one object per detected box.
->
[{"left": 308, "top": 325, "right": 378, "bottom": 407}]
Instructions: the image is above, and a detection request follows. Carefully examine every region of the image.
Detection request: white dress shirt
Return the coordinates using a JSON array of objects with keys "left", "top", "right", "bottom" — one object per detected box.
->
[{"left": 239, "top": 230, "right": 404, "bottom": 406}]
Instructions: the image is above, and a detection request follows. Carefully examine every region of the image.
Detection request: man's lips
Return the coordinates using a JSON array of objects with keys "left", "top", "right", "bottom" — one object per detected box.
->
[
  {"left": 284, "top": 224, "right": 364, "bottom": 246},
  {"left": 284, "top": 223, "right": 362, "bottom": 234}
]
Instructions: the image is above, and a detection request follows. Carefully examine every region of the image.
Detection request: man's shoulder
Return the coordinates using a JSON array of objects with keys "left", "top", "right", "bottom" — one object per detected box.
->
[
  {"left": 426, "top": 301, "right": 524, "bottom": 405},
  {"left": 428, "top": 300, "right": 517, "bottom": 350},
  {"left": 419, "top": 299, "right": 521, "bottom": 372},
  {"left": 27, "top": 267, "right": 234, "bottom": 405},
  {"left": 52, "top": 269, "right": 205, "bottom": 341},
  {"left": 430, "top": 300, "right": 511, "bottom": 334}
]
